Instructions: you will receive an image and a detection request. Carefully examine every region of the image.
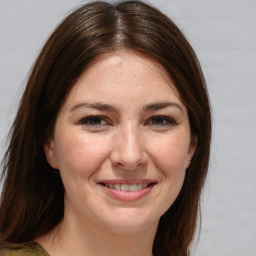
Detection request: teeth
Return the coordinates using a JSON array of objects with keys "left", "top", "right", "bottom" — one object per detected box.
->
[
  {"left": 137, "top": 184, "right": 143, "bottom": 190},
  {"left": 114, "top": 184, "right": 121, "bottom": 190},
  {"left": 105, "top": 183, "right": 151, "bottom": 191},
  {"left": 121, "top": 184, "right": 129, "bottom": 191},
  {"left": 142, "top": 183, "right": 147, "bottom": 189},
  {"left": 129, "top": 184, "right": 138, "bottom": 192}
]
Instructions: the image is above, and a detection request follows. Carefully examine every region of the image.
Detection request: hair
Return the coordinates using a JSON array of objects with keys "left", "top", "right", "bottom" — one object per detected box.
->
[{"left": 0, "top": 1, "right": 211, "bottom": 255}]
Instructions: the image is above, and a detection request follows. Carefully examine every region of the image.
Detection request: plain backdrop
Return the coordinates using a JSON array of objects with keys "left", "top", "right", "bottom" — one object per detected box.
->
[{"left": 0, "top": 0, "right": 256, "bottom": 255}]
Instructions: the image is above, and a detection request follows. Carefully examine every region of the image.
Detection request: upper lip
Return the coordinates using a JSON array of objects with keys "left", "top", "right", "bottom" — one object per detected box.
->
[{"left": 97, "top": 179, "right": 157, "bottom": 185}]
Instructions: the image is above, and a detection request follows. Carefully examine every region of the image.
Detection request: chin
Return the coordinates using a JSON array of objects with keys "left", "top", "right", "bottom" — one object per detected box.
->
[{"left": 100, "top": 209, "right": 160, "bottom": 234}]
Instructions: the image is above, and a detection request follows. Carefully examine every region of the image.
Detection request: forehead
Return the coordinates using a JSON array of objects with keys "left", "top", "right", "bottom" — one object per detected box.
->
[
  {"left": 63, "top": 50, "right": 183, "bottom": 109},
  {"left": 89, "top": 50, "right": 174, "bottom": 85}
]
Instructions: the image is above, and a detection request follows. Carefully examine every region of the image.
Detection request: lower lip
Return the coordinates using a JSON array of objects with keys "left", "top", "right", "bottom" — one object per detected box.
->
[{"left": 100, "top": 185, "right": 154, "bottom": 202}]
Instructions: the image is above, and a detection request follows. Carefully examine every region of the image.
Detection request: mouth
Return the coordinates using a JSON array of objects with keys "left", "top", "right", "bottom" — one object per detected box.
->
[
  {"left": 97, "top": 180, "right": 157, "bottom": 201},
  {"left": 98, "top": 182, "right": 157, "bottom": 192}
]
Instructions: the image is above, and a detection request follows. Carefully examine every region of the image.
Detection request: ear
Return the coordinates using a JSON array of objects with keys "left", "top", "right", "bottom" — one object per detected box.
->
[
  {"left": 44, "top": 138, "right": 58, "bottom": 169},
  {"left": 186, "top": 136, "right": 198, "bottom": 169}
]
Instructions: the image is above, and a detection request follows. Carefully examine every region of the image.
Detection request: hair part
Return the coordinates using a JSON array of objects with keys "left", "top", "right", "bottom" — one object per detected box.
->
[{"left": 0, "top": 1, "right": 211, "bottom": 255}]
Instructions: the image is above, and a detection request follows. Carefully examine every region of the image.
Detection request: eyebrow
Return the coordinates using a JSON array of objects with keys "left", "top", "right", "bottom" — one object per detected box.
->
[
  {"left": 70, "top": 101, "right": 183, "bottom": 113},
  {"left": 143, "top": 102, "right": 183, "bottom": 113},
  {"left": 70, "top": 102, "right": 118, "bottom": 113}
]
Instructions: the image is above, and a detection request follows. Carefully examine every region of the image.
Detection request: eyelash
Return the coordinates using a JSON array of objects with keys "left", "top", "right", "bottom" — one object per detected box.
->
[
  {"left": 78, "top": 115, "right": 177, "bottom": 129},
  {"left": 145, "top": 115, "right": 177, "bottom": 128},
  {"left": 79, "top": 115, "right": 110, "bottom": 128}
]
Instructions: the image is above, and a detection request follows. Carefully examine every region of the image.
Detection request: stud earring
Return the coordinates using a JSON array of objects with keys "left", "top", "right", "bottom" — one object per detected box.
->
[
  {"left": 51, "top": 159, "right": 59, "bottom": 174},
  {"left": 51, "top": 159, "right": 57, "bottom": 168},
  {"left": 186, "top": 158, "right": 192, "bottom": 169}
]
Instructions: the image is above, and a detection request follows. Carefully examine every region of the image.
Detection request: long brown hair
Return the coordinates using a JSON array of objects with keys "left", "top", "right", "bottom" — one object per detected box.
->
[{"left": 0, "top": 1, "right": 211, "bottom": 255}]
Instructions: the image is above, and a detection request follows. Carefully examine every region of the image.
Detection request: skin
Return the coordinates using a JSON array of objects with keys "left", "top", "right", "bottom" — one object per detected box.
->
[{"left": 40, "top": 50, "right": 196, "bottom": 256}]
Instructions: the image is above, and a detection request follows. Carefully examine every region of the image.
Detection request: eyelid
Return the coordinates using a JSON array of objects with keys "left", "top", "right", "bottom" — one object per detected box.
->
[
  {"left": 78, "top": 115, "right": 111, "bottom": 127},
  {"left": 77, "top": 115, "right": 177, "bottom": 130},
  {"left": 144, "top": 115, "right": 177, "bottom": 127}
]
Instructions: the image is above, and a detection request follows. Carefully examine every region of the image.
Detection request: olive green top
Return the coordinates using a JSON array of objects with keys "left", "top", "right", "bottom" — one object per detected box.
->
[{"left": 0, "top": 242, "right": 50, "bottom": 256}]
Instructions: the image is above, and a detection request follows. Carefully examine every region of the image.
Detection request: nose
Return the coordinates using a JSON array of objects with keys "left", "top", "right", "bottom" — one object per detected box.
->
[{"left": 109, "top": 122, "right": 148, "bottom": 170}]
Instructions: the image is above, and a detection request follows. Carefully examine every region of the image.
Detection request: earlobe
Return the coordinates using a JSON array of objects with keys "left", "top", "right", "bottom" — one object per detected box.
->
[
  {"left": 44, "top": 138, "right": 58, "bottom": 169},
  {"left": 189, "top": 136, "right": 197, "bottom": 155}
]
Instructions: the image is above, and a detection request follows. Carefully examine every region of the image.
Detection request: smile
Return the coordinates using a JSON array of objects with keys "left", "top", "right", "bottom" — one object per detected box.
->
[
  {"left": 102, "top": 183, "right": 153, "bottom": 192},
  {"left": 98, "top": 181, "right": 157, "bottom": 201}
]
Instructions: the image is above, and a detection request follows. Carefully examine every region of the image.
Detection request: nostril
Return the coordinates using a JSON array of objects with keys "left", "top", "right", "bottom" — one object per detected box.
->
[{"left": 109, "top": 140, "right": 148, "bottom": 171}]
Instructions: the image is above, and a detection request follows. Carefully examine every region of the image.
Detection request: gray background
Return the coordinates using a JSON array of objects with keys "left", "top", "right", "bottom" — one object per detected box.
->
[{"left": 0, "top": 0, "right": 255, "bottom": 255}]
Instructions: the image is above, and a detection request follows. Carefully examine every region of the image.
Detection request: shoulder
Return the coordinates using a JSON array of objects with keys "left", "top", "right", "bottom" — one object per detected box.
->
[{"left": 0, "top": 242, "right": 49, "bottom": 256}]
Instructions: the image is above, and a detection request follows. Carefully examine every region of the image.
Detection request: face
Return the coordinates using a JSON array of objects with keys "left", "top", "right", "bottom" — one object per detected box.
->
[{"left": 45, "top": 50, "right": 196, "bottom": 234}]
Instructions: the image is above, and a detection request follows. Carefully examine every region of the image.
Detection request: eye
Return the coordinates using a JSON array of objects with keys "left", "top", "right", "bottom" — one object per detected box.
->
[
  {"left": 145, "top": 115, "right": 177, "bottom": 128},
  {"left": 79, "top": 116, "right": 110, "bottom": 129}
]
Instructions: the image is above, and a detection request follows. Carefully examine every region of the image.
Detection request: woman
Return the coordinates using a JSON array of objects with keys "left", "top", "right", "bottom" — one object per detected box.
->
[{"left": 0, "top": 1, "right": 211, "bottom": 255}]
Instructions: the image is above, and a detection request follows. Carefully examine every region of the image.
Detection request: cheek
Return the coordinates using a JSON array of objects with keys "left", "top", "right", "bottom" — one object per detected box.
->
[
  {"left": 55, "top": 134, "right": 109, "bottom": 177},
  {"left": 147, "top": 134, "right": 190, "bottom": 215},
  {"left": 150, "top": 134, "right": 190, "bottom": 175}
]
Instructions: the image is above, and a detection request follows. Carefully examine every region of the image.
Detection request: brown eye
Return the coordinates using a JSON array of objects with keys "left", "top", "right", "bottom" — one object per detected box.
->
[
  {"left": 79, "top": 116, "right": 108, "bottom": 128},
  {"left": 146, "top": 116, "right": 177, "bottom": 127}
]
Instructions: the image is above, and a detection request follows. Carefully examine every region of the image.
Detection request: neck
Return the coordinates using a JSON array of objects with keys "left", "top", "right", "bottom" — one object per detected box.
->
[{"left": 37, "top": 211, "right": 157, "bottom": 256}]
